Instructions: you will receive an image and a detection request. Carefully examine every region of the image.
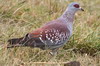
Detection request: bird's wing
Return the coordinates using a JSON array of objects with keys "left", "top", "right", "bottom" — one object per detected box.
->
[{"left": 28, "top": 22, "right": 70, "bottom": 46}]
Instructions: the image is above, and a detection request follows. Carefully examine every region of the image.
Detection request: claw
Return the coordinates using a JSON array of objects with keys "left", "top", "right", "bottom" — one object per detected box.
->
[{"left": 49, "top": 48, "right": 58, "bottom": 56}]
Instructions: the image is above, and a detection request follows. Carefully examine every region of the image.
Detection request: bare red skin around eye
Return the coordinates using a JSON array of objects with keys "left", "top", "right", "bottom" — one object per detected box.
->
[{"left": 74, "top": 4, "right": 79, "bottom": 8}]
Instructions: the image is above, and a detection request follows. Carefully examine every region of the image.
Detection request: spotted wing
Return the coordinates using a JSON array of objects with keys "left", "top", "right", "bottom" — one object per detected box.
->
[{"left": 29, "top": 22, "right": 71, "bottom": 49}]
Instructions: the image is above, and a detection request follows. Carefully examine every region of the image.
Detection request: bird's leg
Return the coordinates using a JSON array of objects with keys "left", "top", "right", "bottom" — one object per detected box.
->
[{"left": 50, "top": 48, "right": 59, "bottom": 56}]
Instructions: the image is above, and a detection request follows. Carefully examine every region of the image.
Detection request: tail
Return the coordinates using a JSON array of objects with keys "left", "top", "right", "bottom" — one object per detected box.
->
[
  {"left": 7, "top": 33, "right": 45, "bottom": 49},
  {"left": 7, "top": 34, "right": 29, "bottom": 48},
  {"left": 8, "top": 37, "right": 23, "bottom": 45}
]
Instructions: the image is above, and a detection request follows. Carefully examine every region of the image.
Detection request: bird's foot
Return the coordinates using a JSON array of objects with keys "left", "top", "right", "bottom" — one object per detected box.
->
[
  {"left": 49, "top": 51, "right": 58, "bottom": 56},
  {"left": 49, "top": 48, "right": 58, "bottom": 56}
]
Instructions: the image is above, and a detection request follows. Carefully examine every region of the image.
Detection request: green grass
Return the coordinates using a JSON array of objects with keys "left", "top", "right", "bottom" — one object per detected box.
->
[{"left": 0, "top": 0, "right": 100, "bottom": 66}]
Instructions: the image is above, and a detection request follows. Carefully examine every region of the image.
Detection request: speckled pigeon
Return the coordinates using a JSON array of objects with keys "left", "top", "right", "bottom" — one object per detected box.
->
[{"left": 8, "top": 2, "right": 84, "bottom": 55}]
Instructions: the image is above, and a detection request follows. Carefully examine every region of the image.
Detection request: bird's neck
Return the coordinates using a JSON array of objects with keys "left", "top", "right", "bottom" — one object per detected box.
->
[
  {"left": 57, "top": 9, "right": 76, "bottom": 33},
  {"left": 60, "top": 9, "right": 76, "bottom": 23}
]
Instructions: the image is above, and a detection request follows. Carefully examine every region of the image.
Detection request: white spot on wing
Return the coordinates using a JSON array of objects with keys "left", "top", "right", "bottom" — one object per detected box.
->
[
  {"left": 50, "top": 40, "right": 53, "bottom": 43},
  {"left": 39, "top": 37, "right": 44, "bottom": 43},
  {"left": 46, "top": 33, "right": 51, "bottom": 40}
]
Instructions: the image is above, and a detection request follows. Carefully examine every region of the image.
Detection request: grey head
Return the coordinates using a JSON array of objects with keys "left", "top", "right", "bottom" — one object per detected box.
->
[{"left": 67, "top": 2, "right": 84, "bottom": 13}]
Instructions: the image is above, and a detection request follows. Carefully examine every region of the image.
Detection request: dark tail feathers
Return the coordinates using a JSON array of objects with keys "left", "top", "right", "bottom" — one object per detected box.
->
[
  {"left": 7, "top": 34, "right": 29, "bottom": 48},
  {"left": 8, "top": 37, "right": 23, "bottom": 45}
]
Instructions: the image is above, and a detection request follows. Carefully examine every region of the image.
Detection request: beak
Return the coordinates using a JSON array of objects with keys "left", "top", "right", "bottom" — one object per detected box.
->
[{"left": 79, "top": 7, "right": 84, "bottom": 11}]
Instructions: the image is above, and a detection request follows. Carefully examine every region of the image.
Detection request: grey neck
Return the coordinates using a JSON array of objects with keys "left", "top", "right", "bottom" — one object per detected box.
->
[{"left": 60, "top": 8, "right": 76, "bottom": 23}]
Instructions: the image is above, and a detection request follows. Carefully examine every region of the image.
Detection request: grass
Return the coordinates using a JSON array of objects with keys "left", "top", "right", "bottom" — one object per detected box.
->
[{"left": 0, "top": 0, "right": 100, "bottom": 66}]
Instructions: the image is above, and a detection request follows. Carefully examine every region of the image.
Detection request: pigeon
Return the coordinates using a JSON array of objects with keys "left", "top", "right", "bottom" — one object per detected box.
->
[{"left": 7, "top": 2, "right": 84, "bottom": 55}]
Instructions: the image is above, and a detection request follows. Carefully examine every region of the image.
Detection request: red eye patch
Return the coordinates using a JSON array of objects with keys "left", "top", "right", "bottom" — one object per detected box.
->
[{"left": 74, "top": 4, "right": 79, "bottom": 8}]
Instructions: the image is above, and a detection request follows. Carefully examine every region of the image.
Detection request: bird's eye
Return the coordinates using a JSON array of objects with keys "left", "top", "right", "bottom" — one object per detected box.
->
[{"left": 73, "top": 4, "right": 79, "bottom": 8}]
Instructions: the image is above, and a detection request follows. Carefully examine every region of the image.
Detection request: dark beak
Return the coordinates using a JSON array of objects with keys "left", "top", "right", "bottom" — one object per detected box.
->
[
  {"left": 80, "top": 7, "right": 84, "bottom": 11},
  {"left": 81, "top": 8, "right": 84, "bottom": 11}
]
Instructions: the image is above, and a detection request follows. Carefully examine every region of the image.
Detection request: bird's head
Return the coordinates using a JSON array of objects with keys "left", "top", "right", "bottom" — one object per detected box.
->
[{"left": 67, "top": 2, "right": 84, "bottom": 13}]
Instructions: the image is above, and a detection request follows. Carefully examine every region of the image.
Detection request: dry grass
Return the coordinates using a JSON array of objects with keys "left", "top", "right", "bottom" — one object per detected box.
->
[{"left": 0, "top": 0, "right": 100, "bottom": 66}]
